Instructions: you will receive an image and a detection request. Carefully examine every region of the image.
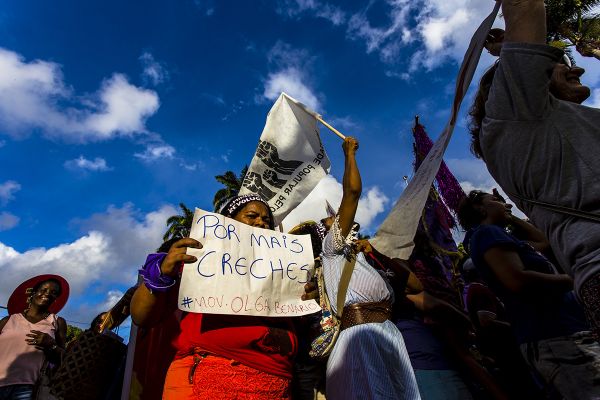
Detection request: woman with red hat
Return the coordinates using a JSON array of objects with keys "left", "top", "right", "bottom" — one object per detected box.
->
[{"left": 0, "top": 274, "right": 69, "bottom": 400}]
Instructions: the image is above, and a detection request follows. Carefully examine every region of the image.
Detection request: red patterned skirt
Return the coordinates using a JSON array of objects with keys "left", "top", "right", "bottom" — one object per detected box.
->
[{"left": 162, "top": 354, "right": 291, "bottom": 399}]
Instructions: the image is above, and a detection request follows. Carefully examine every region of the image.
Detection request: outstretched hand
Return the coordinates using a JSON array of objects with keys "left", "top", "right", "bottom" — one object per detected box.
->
[{"left": 161, "top": 238, "right": 202, "bottom": 278}]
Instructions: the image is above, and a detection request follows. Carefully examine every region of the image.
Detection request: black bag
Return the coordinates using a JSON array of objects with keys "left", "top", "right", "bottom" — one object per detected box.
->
[{"left": 49, "top": 330, "right": 127, "bottom": 400}]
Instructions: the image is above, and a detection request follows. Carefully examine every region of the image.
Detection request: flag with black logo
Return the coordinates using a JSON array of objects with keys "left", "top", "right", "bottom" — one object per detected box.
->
[{"left": 239, "top": 93, "right": 331, "bottom": 226}]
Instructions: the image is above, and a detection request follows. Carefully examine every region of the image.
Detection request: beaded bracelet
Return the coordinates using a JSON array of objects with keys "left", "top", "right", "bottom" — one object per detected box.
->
[{"left": 139, "top": 253, "right": 176, "bottom": 292}]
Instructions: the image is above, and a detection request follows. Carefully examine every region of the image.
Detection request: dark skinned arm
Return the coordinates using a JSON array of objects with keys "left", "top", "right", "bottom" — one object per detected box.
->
[
  {"left": 354, "top": 239, "right": 423, "bottom": 293},
  {"left": 407, "top": 291, "right": 471, "bottom": 330},
  {"left": 131, "top": 238, "right": 201, "bottom": 327},
  {"left": 491, "top": 189, "right": 550, "bottom": 253},
  {"left": 27, "top": 316, "right": 67, "bottom": 363},
  {"left": 483, "top": 246, "right": 573, "bottom": 296},
  {"left": 337, "top": 137, "right": 361, "bottom": 238},
  {"left": 508, "top": 216, "right": 550, "bottom": 253}
]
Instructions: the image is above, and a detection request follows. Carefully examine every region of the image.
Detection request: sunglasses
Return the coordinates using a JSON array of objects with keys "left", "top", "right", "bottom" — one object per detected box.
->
[{"left": 468, "top": 190, "right": 487, "bottom": 202}]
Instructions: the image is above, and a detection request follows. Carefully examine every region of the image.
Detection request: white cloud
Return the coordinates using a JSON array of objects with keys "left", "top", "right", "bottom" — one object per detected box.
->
[
  {"left": 279, "top": 1, "right": 502, "bottom": 74},
  {"left": 220, "top": 149, "right": 232, "bottom": 163},
  {"left": 281, "top": 175, "right": 389, "bottom": 232},
  {"left": 181, "top": 162, "right": 199, "bottom": 171},
  {"left": 420, "top": 9, "right": 470, "bottom": 53},
  {"left": 134, "top": 144, "right": 176, "bottom": 161},
  {"left": 66, "top": 289, "right": 126, "bottom": 330},
  {"left": 0, "top": 204, "right": 177, "bottom": 324},
  {"left": 0, "top": 48, "right": 160, "bottom": 142},
  {"left": 0, "top": 211, "right": 19, "bottom": 231},
  {"left": 346, "top": 0, "right": 412, "bottom": 62},
  {"left": 276, "top": 0, "right": 346, "bottom": 25},
  {"left": 0, "top": 232, "right": 111, "bottom": 302},
  {"left": 268, "top": 41, "right": 311, "bottom": 69},
  {"left": 262, "top": 42, "right": 321, "bottom": 111},
  {"left": 139, "top": 52, "right": 168, "bottom": 86},
  {"left": 193, "top": 0, "right": 215, "bottom": 16},
  {"left": 317, "top": 5, "right": 346, "bottom": 25},
  {"left": 99, "top": 290, "right": 124, "bottom": 311},
  {"left": 64, "top": 156, "right": 111, "bottom": 172},
  {"left": 0, "top": 180, "right": 21, "bottom": 205},
  {"left": 264, "top": 68, "right": 320, "bottom": 110},
  {"left": 83, "top": 74, "right": 160, "bottom": 139},
  {"left": 411, "top": 0, "right": 502, "bottom": 71},
  {"left": 200, "top": 93, "right": 226, "bottom": 106},
  {"left": 328, "top": 116, "right": 359, "bottom": 132}
]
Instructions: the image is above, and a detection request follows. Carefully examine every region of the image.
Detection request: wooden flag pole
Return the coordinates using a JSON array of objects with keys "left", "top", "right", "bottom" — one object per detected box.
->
[{"left": 316, "top": 116, "right": 346, "bottom": 140}]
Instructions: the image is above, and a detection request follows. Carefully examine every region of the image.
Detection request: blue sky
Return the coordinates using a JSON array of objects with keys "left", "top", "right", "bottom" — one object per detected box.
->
[{"left": 1, "top": 0, "right": 599, "bottom": 334}]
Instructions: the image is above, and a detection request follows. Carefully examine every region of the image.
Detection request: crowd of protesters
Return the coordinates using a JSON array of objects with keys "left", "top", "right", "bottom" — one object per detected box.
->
[{"left": 2, "top": 0, "right": 600, "bottom": 399}]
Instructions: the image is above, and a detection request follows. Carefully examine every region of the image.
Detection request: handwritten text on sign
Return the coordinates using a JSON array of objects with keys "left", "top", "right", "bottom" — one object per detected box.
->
[{"left": 178, "top": 208, "right": 319, "bottom": 316}]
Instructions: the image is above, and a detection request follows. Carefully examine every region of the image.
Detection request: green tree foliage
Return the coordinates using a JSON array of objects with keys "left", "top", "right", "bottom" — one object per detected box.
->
[
  {"left": 160, "top": 165, "right": 249, "bottom": 247},
  {"left": 546, "top": 0, "right": 600, "bottom": 60},
  {"left": 212, "top": 166, "right": 248, "bottom": 212},
  {"left": 162, "top": 203, "right": 194, "bottom": 242},
  {"left": 66, "top": 324, "right": 83, "bottom": 343}
]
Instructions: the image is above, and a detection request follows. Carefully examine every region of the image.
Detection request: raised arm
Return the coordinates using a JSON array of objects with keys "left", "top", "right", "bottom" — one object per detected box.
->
[
  {"left": 508, "top": 216, "right": 550, "bottom": 253},
  {"left": 502, "top": 0, "right": 546, "bottom": 44},
  {"left": 337, "top": 137, "right": 361, "bottom": 238},
  {"left": 492, "top": 189, "right": 550, "bottom": 252},
  {"left": 131, "top": 238, "right": 201, "bottom": 327}
]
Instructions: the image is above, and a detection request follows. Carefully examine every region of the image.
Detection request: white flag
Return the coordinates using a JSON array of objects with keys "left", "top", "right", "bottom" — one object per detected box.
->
[
  {"left": 239, "top": 93, "right": 331, "bottom": 226},
  {"left": 370, "top": 1, "right": 501, "bottom": 260}
]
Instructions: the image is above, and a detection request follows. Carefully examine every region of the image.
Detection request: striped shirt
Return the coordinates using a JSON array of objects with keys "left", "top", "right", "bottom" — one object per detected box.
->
[{"left": 321, "top": 218, "right": 421, "bottom": 400}]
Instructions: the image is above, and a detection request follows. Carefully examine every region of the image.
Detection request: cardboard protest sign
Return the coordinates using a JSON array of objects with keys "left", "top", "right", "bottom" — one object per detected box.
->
[{"left": 178, "top": 208, "right": 320, "bottom": 317}]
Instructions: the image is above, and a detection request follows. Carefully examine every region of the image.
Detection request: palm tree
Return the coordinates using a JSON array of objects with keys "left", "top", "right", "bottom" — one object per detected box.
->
[
  {"left": 212, "top": 166, "right": 248, "bottom": 211},
  {"left": 163, "top": 203, "right": 194, "bottom": 242},
  {"left": 546, "top": 0, "right": 600, "bottom": 60}
]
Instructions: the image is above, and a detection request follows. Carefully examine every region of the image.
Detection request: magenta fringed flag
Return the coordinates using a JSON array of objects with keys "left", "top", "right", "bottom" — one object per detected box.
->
[
  {"left": 413, "top": 121, "right": 465, "bottom": 306},
  {"left": 413, "top": 122, "right": 466, "bottom": 215}
]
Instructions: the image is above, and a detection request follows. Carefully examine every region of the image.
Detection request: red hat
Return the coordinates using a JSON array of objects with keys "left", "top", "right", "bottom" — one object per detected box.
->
[{"left": 7, "top": 274, "right": 70, "bottom": 315}]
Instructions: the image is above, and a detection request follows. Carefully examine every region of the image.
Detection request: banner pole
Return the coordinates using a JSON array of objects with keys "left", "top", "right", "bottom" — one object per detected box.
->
[{"left": 316, "top": 116, "right": 346, "bottom": 140}]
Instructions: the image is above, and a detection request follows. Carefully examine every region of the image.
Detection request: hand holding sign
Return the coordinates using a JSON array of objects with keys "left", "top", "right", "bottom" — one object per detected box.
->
[
  {"left": 301, "top": 281, "right": 318, "bottom": 301},
  {"left": 162, "top": 238, "right": 202, "bottom": 278}
]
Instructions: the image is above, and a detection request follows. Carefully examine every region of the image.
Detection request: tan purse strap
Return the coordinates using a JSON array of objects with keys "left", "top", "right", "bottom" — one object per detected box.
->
[{"left": 336, "top": 256, "right": 357, "bottom": 319}]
